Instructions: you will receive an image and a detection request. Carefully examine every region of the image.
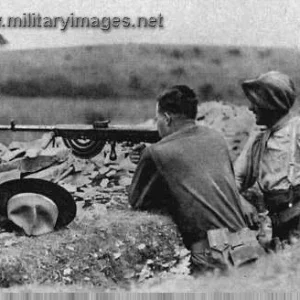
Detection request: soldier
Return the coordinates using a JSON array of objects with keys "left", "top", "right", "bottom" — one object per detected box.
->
[
  {"left": 129, "top": 85, "right": 264, "bottom": 275},
  {"left": 235, "top": 71, "right": 299, "bottom": 248}
]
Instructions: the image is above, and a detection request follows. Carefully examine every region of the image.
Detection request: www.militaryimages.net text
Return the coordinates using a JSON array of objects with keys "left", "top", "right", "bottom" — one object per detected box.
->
[{"left": 0, "top": 13, "right": 164, "bottom": 31}]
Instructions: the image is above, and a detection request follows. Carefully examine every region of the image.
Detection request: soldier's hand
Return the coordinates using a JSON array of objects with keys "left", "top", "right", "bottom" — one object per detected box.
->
[
  {"left": 257, "top": 211, "right": 272, "bottom": 248},
  {"left": 240, "top": 195, "right": 259, "bottom": 229},
  {"left": 129, "top": 143, "right": 147, "bottom": 164}
]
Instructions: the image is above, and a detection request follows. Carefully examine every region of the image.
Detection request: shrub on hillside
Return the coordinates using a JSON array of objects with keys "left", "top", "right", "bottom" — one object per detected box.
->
[
  {"left": 211, "top": 58, "right": 222, "bottom": 65},
  {"left": 227, "top": 48, "right": 242, "bottom": 57},
  {"left": 192, "top": 46, "right": 203, "bottom": 57},
  {"left": 75, "top": 83, "right": 116, "bottom": 98},
  {"left": 0, "top": 79, "right": 41, "bottom": 97},
  {"left": 170, "top": 49, "right": 184, "bottom": 59},
  {"left": 85, "top": 46, "right": 93, "bottom": 52},
  {"left": 156, "top": 47, "right": 185, "bottom": 59},
  {"left": 0, "top": 76, "right": 116, "bottom": 98},
  {"left": 156, "top": 46, "right": 168, "bottom": 56},
  {"left": 0, "top": 75, "right": 73, "bottom": 97},
  {"left": 257, "top": 49, "right": 272, "bottom": 59},
  {"left": 128, "top": 74, "right": 142, "bottom": 90}
]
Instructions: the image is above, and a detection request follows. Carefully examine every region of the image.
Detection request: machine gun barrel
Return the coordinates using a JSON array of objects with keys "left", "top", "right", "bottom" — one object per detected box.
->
[
  {"left": 0, "top": 121, "right": 160, "bottom": 158},
  {"left": 0, "top": 124, "right": 55, "bottom": 132}
]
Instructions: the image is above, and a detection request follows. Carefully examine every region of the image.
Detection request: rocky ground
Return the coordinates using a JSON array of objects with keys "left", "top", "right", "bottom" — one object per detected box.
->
[{"left": 0, "top": 101, "right": 283, "bottom": 292}]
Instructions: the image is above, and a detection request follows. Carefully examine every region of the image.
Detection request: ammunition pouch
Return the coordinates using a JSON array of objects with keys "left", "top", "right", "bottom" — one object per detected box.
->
[{"left": 192, "top": 228, "right": 264, "bottom": 268}]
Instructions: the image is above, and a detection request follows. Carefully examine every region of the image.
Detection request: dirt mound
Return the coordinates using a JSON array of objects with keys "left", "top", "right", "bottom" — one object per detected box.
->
[{"left": 0, "top": 208, "right": 185, "bottom": 290}]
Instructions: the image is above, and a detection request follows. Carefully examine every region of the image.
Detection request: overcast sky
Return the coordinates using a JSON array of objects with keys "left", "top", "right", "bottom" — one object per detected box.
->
[{"left": 0, "top": 0, "right": 300, "bottom": 50}]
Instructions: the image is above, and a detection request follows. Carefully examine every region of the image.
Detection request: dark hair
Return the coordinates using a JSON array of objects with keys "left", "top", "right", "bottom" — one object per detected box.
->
[{"left": 157, "top": 85, "right": 198, "bottom": 119}]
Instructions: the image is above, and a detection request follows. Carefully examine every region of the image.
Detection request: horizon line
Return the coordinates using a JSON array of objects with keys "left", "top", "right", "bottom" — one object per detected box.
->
[{"left": 1, "top": 42, "right": 299, "bottom": 53}]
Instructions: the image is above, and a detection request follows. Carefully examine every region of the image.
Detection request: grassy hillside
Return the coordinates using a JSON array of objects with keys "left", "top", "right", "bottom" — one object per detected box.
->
[{"left": 0, "top": 44, "right": 300, "bottom": 105}]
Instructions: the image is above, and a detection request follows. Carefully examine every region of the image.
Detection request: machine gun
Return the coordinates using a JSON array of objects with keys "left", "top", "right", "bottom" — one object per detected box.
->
[{"left": 0, "top": 120, "right": 160, "bottom": 159}]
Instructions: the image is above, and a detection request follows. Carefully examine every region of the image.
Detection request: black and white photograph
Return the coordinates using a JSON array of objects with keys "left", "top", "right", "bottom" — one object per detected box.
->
[{"left": 0, "top": 0, "right": 299, "bottom": 295}]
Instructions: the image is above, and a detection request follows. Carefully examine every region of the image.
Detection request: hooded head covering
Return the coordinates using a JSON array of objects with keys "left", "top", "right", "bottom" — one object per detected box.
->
[{"left": 242, "top": 71, "right": 296, "bottom": 113}]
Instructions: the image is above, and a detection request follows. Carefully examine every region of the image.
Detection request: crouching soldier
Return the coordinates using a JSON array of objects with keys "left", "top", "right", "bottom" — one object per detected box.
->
[
  {"left": 235, "top": 71, "right": 300, "bottom": 249},
  {"left": 128, "top": 85, "right": 264, "bottom": 275}
]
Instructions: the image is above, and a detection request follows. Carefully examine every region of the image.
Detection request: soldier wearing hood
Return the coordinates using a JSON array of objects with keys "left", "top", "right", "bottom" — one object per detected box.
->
[{"left": 235, "top": 71, "right": 299, "bottom": 248}]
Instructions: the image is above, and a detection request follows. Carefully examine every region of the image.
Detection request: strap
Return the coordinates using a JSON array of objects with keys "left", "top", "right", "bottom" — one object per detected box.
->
[
  {"left": 255, "top": 130, "right": 272, "bottom": 187},
  {"left": 287, "top": 119, "right": 298, "bottom": 185},
  {"left": 243, "top": 129, "right": 271, "bottom": 191}
]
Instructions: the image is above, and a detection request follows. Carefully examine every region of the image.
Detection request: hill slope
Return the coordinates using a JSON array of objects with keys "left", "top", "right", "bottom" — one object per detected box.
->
[{"left": 0, "top": 44, "right": 299, "bottom": 104}]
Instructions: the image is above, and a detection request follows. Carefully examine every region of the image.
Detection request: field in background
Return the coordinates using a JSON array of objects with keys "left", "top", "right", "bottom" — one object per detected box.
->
[{"left": 0, "top": 44, "right": 300, "bottom": 105}]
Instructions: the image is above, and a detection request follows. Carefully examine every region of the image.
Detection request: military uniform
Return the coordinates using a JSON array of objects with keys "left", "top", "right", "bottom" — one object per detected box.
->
[
  {"left": 235, "top": 71, "right": 299, "bottom": 244},
  {"left": 129, "top": 124, "right": 262, "bottom": 273}
]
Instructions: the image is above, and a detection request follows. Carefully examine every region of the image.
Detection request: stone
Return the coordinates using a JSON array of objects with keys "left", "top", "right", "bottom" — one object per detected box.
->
[
  {"left": 119, "top": 177, "right": 132, "bottom": 187},
  {"left": 24, "top": 159, "right": 72, "bottom": 182},
  {"left": 99, "top": 167, "right": 110, "bottom": 175},
  {"left": 100, "top": 178, "right": 109, "bottom": 188},
  {"left": 62, "top": 173, "right": 91, "bottom": 187},
  {"left": 63, "top": 268, "right": 72, "bottom": 276},
  {"left": 20, "top": 148, "right": 70, "bottom": 174},
  {"left": 0, "top": 143, "right": 9, "bottom": 158},
  {"left": 1, "top": 149, "right": 26, "bottom": 162},
  {"left": 106, "top": 170, "right": 117, "bottom": 178},
  {"left": 59, "top": 183, "right": 77, "bottom": 193}
]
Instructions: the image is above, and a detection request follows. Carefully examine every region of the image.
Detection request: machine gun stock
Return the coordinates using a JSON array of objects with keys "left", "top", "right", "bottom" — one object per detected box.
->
[{"left": 0, "top": 120, "right": 160, "bottom": 159}]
